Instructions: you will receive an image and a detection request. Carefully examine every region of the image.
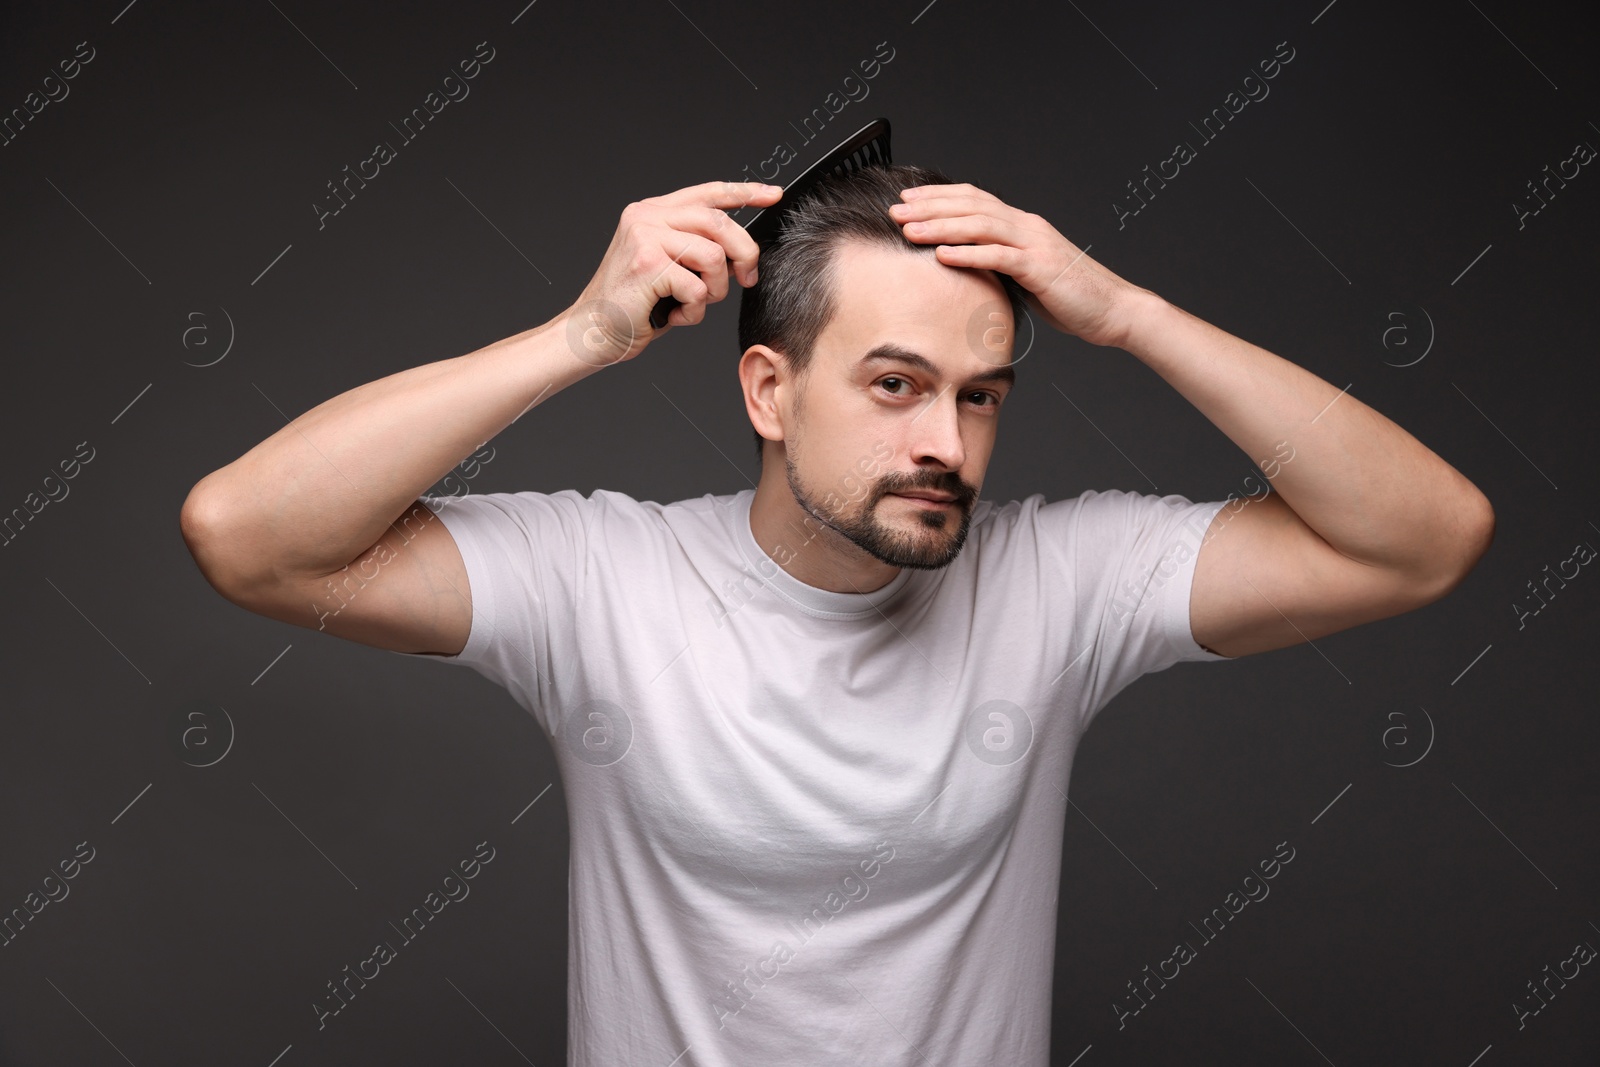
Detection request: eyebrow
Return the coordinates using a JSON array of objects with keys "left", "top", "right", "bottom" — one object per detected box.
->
[{"left": 854, "top": 343, "right": 1016, "bottom": 389}]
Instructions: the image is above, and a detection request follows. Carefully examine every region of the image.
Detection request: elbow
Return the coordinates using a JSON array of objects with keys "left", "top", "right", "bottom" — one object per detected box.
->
[
  {"left": 1456, "top": 487, "right": 1496, "bottom": 582},
  {"left": 1467, "top": 490, "right": 1496, "bottom": 567},
  {"left": 1418, "top": 488, "right": 1496, "bottom": 604},
  {"left": 179, "top": 479, "right": 225, "bottom": 565},
  {"left": 180, "top": 479, "right": 248, "bottom": 601},
  {"left": 179, "top": 485, "right": 209, "bottom": 560}
]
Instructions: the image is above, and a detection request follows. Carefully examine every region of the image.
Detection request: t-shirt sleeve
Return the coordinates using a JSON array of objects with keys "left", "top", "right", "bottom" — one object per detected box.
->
[
  {"left": 1036, "top": 488, "right": 1231, "bottom": 731},
  {"left": 389, "top": 489, "right": 593, "bottom": 737}
]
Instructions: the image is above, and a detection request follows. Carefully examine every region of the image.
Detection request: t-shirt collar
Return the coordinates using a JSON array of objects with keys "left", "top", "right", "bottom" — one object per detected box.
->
[{"left": 732, "top": 489, "right": 915, "bottom": 619}]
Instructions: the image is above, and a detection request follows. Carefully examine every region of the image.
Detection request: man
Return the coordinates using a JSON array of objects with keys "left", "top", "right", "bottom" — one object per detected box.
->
[{"left": 180, "top": 163, "right": 1493, "bottom": 1065}]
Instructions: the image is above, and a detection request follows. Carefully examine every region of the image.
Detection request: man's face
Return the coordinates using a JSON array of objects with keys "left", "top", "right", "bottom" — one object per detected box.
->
[{"left": 781, "top": 241, "right": 1016, "bottom": 570}]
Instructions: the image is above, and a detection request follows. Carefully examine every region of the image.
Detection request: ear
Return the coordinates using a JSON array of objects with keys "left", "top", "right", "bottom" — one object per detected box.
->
[{"left": 739, "top": 344, "right": 789, "bottom": 448}]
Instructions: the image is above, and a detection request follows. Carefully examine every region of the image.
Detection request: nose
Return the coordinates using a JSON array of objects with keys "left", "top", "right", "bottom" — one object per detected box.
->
[{"left": 906, "top": 384, "right": 966, "bottom": 472}]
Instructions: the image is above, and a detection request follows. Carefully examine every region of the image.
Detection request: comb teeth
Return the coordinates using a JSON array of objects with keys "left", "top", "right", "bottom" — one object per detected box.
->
[
  {"left": 647, "top": 118, "right": 892, "bottom": 327},
  {"left": 836, "top": 140, "right": 889, "bottom": 176},
  {"left": 742, "top": 117, "right": 893, "bottom": 248}
]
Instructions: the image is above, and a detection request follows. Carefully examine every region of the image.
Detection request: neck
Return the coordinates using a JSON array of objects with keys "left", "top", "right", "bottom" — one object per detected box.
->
[{"left": 749, "top": 463, "right": 902, "bottom": 595}]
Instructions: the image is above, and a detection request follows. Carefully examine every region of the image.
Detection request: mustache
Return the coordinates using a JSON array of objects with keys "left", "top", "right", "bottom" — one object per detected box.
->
[{"left": 874, "top": 472, "right": 974, "bottom": 504}]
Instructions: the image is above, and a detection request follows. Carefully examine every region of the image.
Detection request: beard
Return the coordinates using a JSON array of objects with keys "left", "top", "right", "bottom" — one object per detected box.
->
[{"left": 783, "top": 444, "right": 976, "bottom": 571}]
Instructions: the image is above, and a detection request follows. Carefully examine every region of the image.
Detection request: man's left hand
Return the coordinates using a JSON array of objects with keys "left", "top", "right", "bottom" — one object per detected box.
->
[{"left": 889, "top": 183, "right": 1147, "bottom": 349}]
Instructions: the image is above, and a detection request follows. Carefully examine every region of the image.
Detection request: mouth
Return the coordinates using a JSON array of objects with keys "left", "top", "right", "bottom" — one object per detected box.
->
[{"left": 890, "top": 492, "right": 957, "bottom": 508}]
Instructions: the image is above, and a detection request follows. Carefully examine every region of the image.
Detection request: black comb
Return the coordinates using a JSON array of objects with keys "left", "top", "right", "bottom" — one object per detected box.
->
[{"left": 648, "top": 117, "right": 893, "bottom": 330}]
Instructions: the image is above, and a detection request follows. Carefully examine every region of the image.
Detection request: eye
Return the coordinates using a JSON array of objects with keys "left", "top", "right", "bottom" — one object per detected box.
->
[
  {"left": 960, "top": 390, "right": 998, "bottom": 412},
  {"left": 878, "top": 376, "right": 912, "bottom": 395}
]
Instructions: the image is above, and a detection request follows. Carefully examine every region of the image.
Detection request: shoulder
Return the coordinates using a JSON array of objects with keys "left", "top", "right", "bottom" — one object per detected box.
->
[
  {"left": 977, "top": 489, "right": 1217, "bottom": 564},
  {"left": 970, "top": 489, "right": 1132, "bottom": 539},
  {"left": 436, "top": 486, "right": 745, "bottom": 541},
  {"left": 1035, "top": 488, "right": 1211, "bottom": 534},
  {"left": 590, "top": 488, "right": 750, "bottom": 553}
]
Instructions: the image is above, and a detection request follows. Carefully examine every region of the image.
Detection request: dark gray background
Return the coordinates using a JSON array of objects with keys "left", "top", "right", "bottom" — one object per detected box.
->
[{"left": 2, "top": 0, "right": 1596, "bottom": 1063}]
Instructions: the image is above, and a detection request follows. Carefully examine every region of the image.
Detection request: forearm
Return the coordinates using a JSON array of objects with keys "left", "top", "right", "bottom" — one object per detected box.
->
[
  {"left": 1117, "top": 291, "right": 1492, "bottom": 579},
  {"left": 183, "top": 312, "right": 600, "bottom": 588}
]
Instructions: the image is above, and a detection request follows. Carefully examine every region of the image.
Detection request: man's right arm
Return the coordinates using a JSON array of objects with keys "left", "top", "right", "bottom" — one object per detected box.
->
[
  {"left": 179, "top": 319, "right": 604, "bottom": 655},
  {"left": 179, "top": 180, "right": 781, "bottom": 656}
]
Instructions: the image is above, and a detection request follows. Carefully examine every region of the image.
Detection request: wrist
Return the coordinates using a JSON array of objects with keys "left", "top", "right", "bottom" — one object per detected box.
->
[
  {"left": 1105, "top": 286, "right": 1173, "bottom": 353},
  {"left": 554, "top": 297, "right": 643, "bottom": 368},
  {"left": 563, "top": 294, "right": 656, "bottom": 369}
]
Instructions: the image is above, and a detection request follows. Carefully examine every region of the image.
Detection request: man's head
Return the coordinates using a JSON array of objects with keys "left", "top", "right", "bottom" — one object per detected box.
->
[{"left": 737, "top": 163, "right": 1030, "bottom": 570}]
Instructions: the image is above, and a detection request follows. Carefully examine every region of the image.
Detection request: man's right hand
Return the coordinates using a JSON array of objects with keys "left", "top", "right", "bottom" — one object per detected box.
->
[{"left": 564, "top": 181, "right": 783, "bottom": 365}]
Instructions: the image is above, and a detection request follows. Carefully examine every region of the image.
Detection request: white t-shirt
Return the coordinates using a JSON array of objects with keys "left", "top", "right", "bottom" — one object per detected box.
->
[{"left": 398, "top": 486, "right": 1228, "bottom": 1065}]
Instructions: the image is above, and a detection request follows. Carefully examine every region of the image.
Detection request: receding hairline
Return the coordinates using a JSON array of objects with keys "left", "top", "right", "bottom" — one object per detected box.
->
[{"left": 800, "top": 237, "right": 1020, "bottom": 380}]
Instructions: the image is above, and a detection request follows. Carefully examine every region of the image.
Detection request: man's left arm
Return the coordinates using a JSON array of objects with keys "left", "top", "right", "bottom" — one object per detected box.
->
[
  {"left": 1112, "top": 295, "right": 1493, "bottom": 659},
  {"left": 891, "top": 184, "right": 1496, "bottom": 659}
]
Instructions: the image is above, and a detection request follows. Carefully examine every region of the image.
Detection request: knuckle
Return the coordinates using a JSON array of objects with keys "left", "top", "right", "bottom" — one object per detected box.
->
[{"left": 633, "top": 247, "right": 663, "bottom": 274}]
